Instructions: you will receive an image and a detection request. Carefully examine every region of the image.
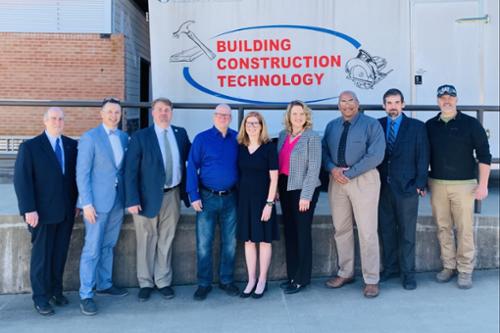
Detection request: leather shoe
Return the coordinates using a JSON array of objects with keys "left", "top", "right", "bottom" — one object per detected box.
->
[
  {"left": 279, "top": 280, "right": 293, "bottom": 290},
  {"left": 251, "top": 285, "right": 267, "bottom": 299},
  {"left": 363, "top": 284, "right": 379, "bottom": 298},
  {"left": 284, "top": 283, "right": 306, "bottom": 294},
  {"left": 219, "top": 282, "right": 239, "bottom": 296},
  {"left": 193, "top": 285, "right": 212, "bottom": 301},
  {"left": 50, "top": 294, "right": 69, "bottom": 306},
  {"left": 402, "top": 275, "right": 417, "bottom": 290},
  {"left": 240, "top": 283, "right": 256, "bottom": 298},
  {"left": 325, "top": 276, "right": 355, "bottom": 289},
  {"left": 96, "top": 285, "right": 128, "bottom": 297},
  {"left": 34, "top": 303, "right": 54, "bottom": 316},
  {"left": 158, "top": 286, "right": 175, "bottom": 299},
  {"left": 380, "top": 270, "right": 400, "bottom": 282},
  {"left": 138, "top": 287, "right": 154, "bottom": 302}
]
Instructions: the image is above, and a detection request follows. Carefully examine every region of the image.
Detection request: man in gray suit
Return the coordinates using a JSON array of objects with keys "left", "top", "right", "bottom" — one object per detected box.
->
[{"left": 77, "top": 97, "right": 129, "bottom": 316}]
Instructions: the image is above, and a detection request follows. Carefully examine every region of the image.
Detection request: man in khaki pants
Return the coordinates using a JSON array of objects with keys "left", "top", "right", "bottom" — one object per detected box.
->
[
  {"left": 322, "top": 91, "right": 386, "bottom": 298},
  {"left": 426, "top": 84, "right": 491, "bottom": 289},
  {"left": 125, "top": 98, "right": 191, "bottom": 301}
]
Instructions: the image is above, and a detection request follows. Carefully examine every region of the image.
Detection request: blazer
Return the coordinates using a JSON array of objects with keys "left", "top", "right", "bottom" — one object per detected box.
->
[
  {"left": 277, "top": 129, "right": 322, "bottom": 200},
  {"left": 14, "top": 133, "right": 78, "bottom": 224},
  {"left": 125, "top": 125, "right": 191, "bottom": 218},
  {"left": 76, "top": 125, "right": 129, "bottom": 213},
  {"left": 377, "top": 114, "right": 430, "bottom": 195}
]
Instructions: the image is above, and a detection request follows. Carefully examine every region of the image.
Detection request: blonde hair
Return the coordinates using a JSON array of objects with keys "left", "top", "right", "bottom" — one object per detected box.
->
[
  {"left": 237, "top": 111, "right": 270, "bottom": 146},
  {"left": 283, "top": 100, "right": 313, "bottom": 133}
]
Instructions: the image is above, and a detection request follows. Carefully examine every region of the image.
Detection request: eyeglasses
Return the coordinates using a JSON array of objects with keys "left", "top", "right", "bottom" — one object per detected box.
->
[
  {"left": 214, "top": 112, "right": 231, "bottom": 119},
  {"left": 245, "top": 121, "right": 261, "bottom": 127},
  {"left": 102, "top": 97, "right": 121, "bottom": 106}
]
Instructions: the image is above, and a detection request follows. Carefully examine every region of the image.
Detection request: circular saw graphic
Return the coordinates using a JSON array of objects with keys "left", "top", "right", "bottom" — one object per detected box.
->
[{"left": 345, "top": 49, "right": 393, "bottom": 89}]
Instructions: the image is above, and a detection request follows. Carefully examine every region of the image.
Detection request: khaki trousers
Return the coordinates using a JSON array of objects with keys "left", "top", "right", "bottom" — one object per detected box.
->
[
  {"left": 328, "top": 169, "right": 380, "bottom": 284},
  {"left": 133, "top": 188, "right": 180, "bottom": 288},
  {"left": 429, "top": 180, "right": 476, "bottom": 273}
]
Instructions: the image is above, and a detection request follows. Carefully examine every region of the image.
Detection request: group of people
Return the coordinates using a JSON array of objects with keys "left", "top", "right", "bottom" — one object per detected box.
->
[{"left": 14, "top": 84, "right": 491, "bottom": 317}]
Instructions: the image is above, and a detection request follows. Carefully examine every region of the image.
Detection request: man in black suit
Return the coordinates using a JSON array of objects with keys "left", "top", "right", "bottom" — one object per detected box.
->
[
  {"left": 14, "top": 107, "right": 78, "bottom": 315},
  {"left": 125, "top": 98, "right": 191, "bottom": 302},
  {"left": 377, "top": 89, "right": 429, "bottom": 290}
]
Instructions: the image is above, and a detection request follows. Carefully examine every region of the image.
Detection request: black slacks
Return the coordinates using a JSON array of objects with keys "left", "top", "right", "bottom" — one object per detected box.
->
[
  {"left": 378, "top": 185, "right": 419, "bottom": 276},
  {"left": 278, "top": 175, "right": 320, "bottom": 286},
  {"left": 29, "top": 217, "right": 74, "bottom": 305}
]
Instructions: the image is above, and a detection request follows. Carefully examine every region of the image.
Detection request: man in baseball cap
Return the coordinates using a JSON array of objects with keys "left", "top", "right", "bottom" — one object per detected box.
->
[{"left": 426, "top": 84, "right": 491, "bottom": 289}]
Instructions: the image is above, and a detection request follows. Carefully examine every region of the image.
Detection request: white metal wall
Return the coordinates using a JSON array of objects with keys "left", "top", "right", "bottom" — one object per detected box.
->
[{"left": 0, "top": 0, "right": 112, "bottom": 33}]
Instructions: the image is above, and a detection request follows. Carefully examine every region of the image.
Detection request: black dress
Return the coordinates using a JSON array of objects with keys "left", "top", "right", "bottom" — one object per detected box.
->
[{"left": 237, "top": 141, "right": 279, "bottom": 243}]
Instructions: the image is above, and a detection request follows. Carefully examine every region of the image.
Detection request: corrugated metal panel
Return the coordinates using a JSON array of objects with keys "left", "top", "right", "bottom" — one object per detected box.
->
[{"left": 0, "top": 0, "right": 112, "bottom": 33}]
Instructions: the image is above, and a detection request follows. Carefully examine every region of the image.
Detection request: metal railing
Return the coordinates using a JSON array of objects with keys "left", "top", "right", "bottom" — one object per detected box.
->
[{"left": 1, "top": 99, "right": 498, "bottom": 213}]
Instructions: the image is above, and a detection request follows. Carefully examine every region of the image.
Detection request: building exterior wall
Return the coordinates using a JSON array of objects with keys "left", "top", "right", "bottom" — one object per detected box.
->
[
  {"left": 0, "top": 33, "right": 125, "bottom": 137},
  {"left": 113, "top": 0, "right": 151, "bottom": 130}
]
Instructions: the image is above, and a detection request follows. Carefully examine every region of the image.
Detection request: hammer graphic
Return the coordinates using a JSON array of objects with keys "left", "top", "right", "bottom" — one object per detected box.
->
[{"left": 173, "top": 20, "right": 216, "bottom": 60}]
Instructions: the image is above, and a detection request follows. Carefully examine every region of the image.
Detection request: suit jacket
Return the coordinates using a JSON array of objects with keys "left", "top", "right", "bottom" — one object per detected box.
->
[
  {"left": 76, "top": 125, "right": 129, "bottom": 213},
  {"left": 125, "top": 125, "right": 191, "bottom": 218},
  {"left": 277, "top": 129, "right": 322, "bottom": 200},
  {"left": 14, "top": 133, "right": 78, "bottom": 224},
  {"left": 377, "top": 114, "right": 430, "bottom": 195}
]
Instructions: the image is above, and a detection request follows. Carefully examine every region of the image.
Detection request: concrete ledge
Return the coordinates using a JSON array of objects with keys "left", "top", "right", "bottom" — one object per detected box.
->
[{"left": 0, "top": 213, "right": 498, "bottom": 294}]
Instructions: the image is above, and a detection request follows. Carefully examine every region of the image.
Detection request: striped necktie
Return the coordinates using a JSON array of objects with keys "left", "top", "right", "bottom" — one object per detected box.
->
[
  {"left": 387, "top": 120, "right": 396, "bottom": 154},
  {"left": 163, "top": 129, "right": 173, "bottom": 187}
]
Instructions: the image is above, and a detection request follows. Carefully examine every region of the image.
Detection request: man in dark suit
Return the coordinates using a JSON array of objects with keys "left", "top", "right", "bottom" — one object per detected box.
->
[
  {"left": 377, "top": 89, "right": 429, "bottom": 290},
  {"left": 14, "top": 107, "right": 78, "bottom": 316},
  {"left": 125, "top": 98, "right": 191, "bottom": 302}
]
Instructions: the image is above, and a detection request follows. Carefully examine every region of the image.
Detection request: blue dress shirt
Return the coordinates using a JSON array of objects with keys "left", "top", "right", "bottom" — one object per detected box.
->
[
  {"left": 45, "top": 130, "right": 65, "bottom": 173},
  {"left": 386, "top": 114, "right": 403, "bottom": 141},
  {"left": 186, "top": 126, "right": 239, "bottom": 202}
]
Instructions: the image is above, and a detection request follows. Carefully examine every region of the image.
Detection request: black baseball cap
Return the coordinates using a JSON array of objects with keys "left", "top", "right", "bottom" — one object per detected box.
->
[{"left": 437, "top": 84, "right": 457, "bottom": 97}]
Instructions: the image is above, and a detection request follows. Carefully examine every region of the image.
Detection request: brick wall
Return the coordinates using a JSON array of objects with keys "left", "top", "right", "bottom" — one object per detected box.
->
[{"left": 0, "top": 33, "right": 125, "bottom": 137}]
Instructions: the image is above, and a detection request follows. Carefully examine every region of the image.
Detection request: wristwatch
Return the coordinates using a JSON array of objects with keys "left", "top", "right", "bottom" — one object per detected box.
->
[{"left": 266, "top": 201, "right": 274, "bottom": 207}]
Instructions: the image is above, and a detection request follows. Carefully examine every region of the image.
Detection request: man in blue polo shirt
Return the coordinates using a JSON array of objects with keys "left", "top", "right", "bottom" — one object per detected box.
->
[{"left": 186, "top": 103, "right": 240, "bottom": 300}]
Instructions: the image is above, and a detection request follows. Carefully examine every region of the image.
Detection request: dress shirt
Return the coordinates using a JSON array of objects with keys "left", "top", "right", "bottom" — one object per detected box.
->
[
  {"left": 186, "top": 126, "right": 239, "bottom": 202},
  {"left": 102, "top": 124, "right": 123, "bottom": 167},
  {"left": 322, "top": 112, "right": 385, "bottom": 179},
  {"left": 154, "top": 124, "right": 181, "bottom": 188},
  {"left": 386, "top": 113, "right": 403, "bottom": 141},
  {"left": 45, "top": 130, "right": 65, "bottom": 173}
]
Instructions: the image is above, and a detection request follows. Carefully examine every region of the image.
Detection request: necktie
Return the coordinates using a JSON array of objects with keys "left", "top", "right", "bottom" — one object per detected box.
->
[
  {"left": 163, "top": 130, "right": 173, "bottom": 187},
  {"left": 55, "top": 138, "right": 63, "bottom": 173},
  {"left": 387, "top": 120, "right": 396, "bottom": 154},
  {"left": 108, "top": 130, "right": 123, "bottom": 167},
  {"left": 337, "top": 121, "right": 350, "bottom": 168}
]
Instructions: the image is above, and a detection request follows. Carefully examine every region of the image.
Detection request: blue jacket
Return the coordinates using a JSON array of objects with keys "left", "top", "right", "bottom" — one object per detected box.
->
[
  {"left": 377, "top": 114, "right": 429, "bottom": 195},
  {"left": 76, "top": 125, "right": 129, "bottom": 212},
  {"left": 125, "top": 125, "right": 191, "bottom": 218}
]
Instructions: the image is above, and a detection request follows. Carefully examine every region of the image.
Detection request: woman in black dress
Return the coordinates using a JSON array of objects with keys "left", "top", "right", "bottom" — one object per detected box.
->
[{"left": 236, "top": 112, "right": 279, "bottom": 298}]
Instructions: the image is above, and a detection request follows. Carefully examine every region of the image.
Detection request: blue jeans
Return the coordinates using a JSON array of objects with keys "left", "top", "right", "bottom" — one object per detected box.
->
[
  {"left": 196, "top": 189, "right": 237, "bottom": 286},
  {"left": 79, "top": 197, "right": 124, "bottom": 299}
]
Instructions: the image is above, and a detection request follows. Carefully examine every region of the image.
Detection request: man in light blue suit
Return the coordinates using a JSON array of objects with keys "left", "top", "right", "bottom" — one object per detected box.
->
[{"left": 77, "top": 97, "right": 129, "bottom": 316}]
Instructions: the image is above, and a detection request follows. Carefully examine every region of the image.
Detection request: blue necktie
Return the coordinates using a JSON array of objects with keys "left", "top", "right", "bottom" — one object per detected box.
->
[
  {"left": 55, "top": 138, "right": 63, "bottom": 172},
  {"left": 387, "top": 121, "right": 396, "bottom": 154}
]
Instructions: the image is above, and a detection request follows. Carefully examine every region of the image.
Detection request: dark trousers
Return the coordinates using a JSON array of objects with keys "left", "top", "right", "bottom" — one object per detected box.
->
[
  {"left": 29, "top": 218, "right": 74, "bottom": 305},
  {"left": 378, "top": 185, "right": 418, "bottom": 276},
  {"left": 278, "top": 175, "right": 320, "bottom": 286}
]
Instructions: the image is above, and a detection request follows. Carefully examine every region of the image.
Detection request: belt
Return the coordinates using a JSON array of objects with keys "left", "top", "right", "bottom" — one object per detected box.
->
[
  {"left": 201, "top": 185, "right": 235, "bottom": 196},
  {"left": 163, "top": 184, "right": 180, "bottom": 193}
]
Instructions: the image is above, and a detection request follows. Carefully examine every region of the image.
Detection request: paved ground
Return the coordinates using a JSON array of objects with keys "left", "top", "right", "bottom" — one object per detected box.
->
[{"left": 0, "top": 270, "right": 498, "bottom": 333}]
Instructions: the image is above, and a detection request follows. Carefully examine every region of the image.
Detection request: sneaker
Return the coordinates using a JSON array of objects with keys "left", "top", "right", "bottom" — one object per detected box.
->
[
  {"left": 436, "top": 268, "right": 456, "bottom": 283},
  {"left": 80, "top": 298, "right": 98, "bottom": 316},
  {"left": 96, "top": 285, "right": 129, "bottom": 297},
  {"left": 219, "top": 282, "right": 239, "bottom": 296},
  {"left": 457, "top": 272, "right": 473, "bottom": 289},
  {"left": 158, "top": 286, "right": 175, "bottom": 299},
  {"left": 193, "top": 285, "right": 212, "bottom": 301},
  {"left": 138, "top": 287, "right": 154, "bottom": 302}
]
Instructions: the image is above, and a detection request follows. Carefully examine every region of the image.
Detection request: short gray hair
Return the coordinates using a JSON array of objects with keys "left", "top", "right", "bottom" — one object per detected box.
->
[
  {"left": 43, "top": 107, "right": 64, "bottom": 121},
  {"left": 338, "top": 90, "right": 359, "bottom": 104}
]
